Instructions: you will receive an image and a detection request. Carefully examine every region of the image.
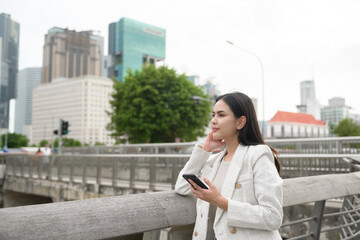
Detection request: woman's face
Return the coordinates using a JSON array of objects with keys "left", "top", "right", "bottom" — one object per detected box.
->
[{"left": 211, "top": 99, "right": 242, "bottom": 141}]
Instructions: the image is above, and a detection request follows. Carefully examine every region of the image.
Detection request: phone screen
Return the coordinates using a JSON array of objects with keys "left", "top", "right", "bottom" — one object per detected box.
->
[{"left": 182, "top": 174, "right": 209, "bottom": 189}]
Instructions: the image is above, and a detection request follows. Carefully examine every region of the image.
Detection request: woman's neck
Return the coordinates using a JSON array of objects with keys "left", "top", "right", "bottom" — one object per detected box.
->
[{"left": 224, "top": 137, "right": 240, "bottom": 160}]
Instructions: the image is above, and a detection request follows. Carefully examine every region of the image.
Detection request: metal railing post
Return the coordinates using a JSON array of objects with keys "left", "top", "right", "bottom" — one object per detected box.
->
[
  {"left": 130, "top": 158, "right": 136, "bottom": 189},
  {"left": 82, "top": 159, "right": 87, "bottom": 184},
  {"left": 112, "top": 159, "right": 117, "bottom": 188},
  {"left": 309, "top": 200, "right": 326, "bottom": 240},
  {"left": 29, "top": 156, "right": 33, "bottom": 178},
  {"left": 69, "top": 157, "right": 74, "bottom": 183},
  {"left": 58, "top": 156, "right": 63, "bottom": 182},
  {"left": 149, "top": 147, "right": 158, "bottom": 191}
]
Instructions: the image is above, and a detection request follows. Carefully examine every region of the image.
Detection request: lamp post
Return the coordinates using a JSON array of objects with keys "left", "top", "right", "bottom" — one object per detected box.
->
[
  {"left": 226, "top": 40, "right": 265, "bottom": 136},
  {"left": 191, "top": 95, "right": 213, "bottom": 104}
]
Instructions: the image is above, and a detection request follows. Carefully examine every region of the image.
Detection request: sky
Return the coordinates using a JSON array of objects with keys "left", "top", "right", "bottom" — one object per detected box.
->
[{"left": 3, "top": 0, "right": 360, "bottom": 122}]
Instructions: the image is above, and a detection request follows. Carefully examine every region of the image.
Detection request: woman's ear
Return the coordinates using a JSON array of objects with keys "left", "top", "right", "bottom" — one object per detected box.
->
[{"left": 237, "top": 116, "right": 247, "bottom": 130}]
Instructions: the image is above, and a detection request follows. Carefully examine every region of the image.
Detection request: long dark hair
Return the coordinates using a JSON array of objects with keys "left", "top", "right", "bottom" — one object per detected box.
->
[{"left": 216, "top": 92, "right": 281, "bottom": 174}]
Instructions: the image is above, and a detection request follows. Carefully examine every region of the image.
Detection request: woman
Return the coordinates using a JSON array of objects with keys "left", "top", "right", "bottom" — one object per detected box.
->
[{"left": 175, "top": 92, "right": 283, "bottom": 240}]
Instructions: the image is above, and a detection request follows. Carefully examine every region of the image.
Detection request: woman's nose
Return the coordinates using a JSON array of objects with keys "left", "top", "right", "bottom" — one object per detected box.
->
[{"left": 211, "top": 116, "right": 217, "bottom": 124}]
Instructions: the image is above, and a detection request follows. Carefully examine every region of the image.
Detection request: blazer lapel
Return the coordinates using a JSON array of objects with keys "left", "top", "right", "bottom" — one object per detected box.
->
[
  {"left": 213, "top": 144, "right": 249, "bottom": 226},
  {"left": 209, "top": 149, "right": 227, "bottom": 182}
]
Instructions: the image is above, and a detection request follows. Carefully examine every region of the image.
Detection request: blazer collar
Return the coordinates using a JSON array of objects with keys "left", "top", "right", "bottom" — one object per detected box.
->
[{"left": 214, "top": 144, "right": 249, "bottom": 225}]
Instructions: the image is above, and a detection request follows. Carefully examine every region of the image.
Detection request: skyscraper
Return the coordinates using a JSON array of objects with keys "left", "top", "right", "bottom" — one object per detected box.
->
[
  {"left": 107, "top": 18, "right": 166, "bottom": 81},
  {"left": 41, "top": 27, "right": 103, "bottom": 83},
  {"left": 14, "top": 68, "right": 41, "bottom": 139},
  {"left": 296, "top": 80, "right": 321, "bottom": 119},
  {"left": 300, "top": 80, "right": 316, "bottom": 105},
  {"left": 0, "top": 13, "right": 20, "bottom": 129}
]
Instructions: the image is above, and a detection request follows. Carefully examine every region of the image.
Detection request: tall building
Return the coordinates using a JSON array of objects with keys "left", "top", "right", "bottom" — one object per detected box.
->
[
  {"left": 321, "top": 97, "right": 350, "bottom": 128},
  {"left": 32, "top": 75, "right": 115, "bottom": 146},
  {"left": 107, "top": 18, "right": 166, "bottom": 81},
  {"left": 41, "top": 27, "right": 103, "bottom": 83},
  {"left": 300, "top": 80, "right": 315, "bottom": 105},
  {"left": 296, "top": 80, "right": 321, "bottom": 119},
  {"left": 186, "top": 75, "right": 200, "bottom": 85},
  {"left": 0, "top": 13, "right": 20, "bottom": 128},
  {"left": 14, "top": 68, "right": 41, "bottom": 140},
  {"left": 202, "top": 80, "right": 220, "bottom": 100}
]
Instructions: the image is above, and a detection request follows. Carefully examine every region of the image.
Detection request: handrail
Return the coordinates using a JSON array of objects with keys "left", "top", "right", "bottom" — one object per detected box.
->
[
  {"left": 0, "top": 172, "right": 359, "bottom": 240},
  {"left": 60, "top": 136, "right": 360, "bottom": 148},
  {"left": 3, "top": 153, "right": 360, "bottom": 159}
]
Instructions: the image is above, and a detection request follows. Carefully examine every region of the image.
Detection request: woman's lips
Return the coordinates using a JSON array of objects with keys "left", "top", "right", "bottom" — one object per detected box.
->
[{"left": 212, "top": 128, "right": 219, "bottom": 132}]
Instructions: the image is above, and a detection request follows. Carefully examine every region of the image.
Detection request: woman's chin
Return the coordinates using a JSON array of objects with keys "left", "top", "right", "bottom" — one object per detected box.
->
[{"left": 212, "top": 133, "right": 222, "bottom": 141}]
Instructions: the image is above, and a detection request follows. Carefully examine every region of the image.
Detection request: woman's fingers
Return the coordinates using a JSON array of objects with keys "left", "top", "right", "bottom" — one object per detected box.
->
[{"left": 189, "top": 179, "right": 201, "bottom": 191}]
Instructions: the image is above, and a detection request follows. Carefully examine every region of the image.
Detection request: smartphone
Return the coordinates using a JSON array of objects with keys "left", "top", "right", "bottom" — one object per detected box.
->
[{"left": 182, "top": 174, "right": 209, "bottom": 189}]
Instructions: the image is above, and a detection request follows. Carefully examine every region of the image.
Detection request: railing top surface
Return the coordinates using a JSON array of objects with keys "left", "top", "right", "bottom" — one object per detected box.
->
[
  {"left": 3, "top": 153, "right": 360, "bottom": 160},
  {"left": 59, "top": 136, "right": 360, "bottom": 151},
  {"left": 265, "top": 136, "right": 360, "bottom": 143},
  {"left": 1, "top": 172, "right": 360, "bottom": 240}
]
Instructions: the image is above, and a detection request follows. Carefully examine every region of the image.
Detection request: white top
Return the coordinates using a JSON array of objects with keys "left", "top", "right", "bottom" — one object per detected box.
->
[{"left": 207, "top": 159, "right": 231, "bottom": 240}]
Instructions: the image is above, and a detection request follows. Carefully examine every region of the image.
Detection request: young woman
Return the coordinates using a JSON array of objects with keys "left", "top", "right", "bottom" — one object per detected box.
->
[{"left": 175, "top": 92, "right": 283, "bottom": 240}]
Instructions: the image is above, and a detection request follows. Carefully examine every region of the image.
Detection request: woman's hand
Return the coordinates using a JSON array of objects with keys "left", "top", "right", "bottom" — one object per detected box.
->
[
  {"left": 189, "top": 177, "right": 228, "bottom": 211},
  {"left": 202, "top": 132, "right": 226, "bottom": 152}
]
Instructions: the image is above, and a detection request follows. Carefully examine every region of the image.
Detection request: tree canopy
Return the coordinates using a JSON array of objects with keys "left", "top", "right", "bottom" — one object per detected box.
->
[
  {"left": 108, "top": 64, "right": 212, "bottom": 143},
  {"left": 39, "top": 139, "right": 49, "bottom": 147},
  {"left": 53, "top": 138, "right": 82, "bottom": 147},
  {"left": 1, "top": 133, "right": 29, "bottom": 148},
  {"left": 334, "top": 118, "right": 360, "bottom": 136}
]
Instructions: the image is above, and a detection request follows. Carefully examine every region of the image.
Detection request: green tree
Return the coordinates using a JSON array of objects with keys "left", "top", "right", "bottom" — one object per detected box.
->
[
  {"left": 53, "top": 138, "right": 82, "bottom": 147},
  {"left": 1, "top": 133, "right": 29, "bottom": 148},
  {"left": 39, "top": 139, "right": 49, "bottom": 147},
  {"left": 108, "top": 64, "right": 212, "bottom": 143},
  {"left": 94, "top": 142, "right": 105, "bottom": 146},
  {"left": 334, "top": 118, "right": 360, "bottom": 136}
]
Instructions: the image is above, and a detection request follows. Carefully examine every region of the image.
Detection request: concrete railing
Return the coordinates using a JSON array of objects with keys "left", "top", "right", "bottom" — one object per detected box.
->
[
  {"left": 60, "top": 136, "right": 360, "bottom": 155},
  {"left": 0, "top": 172, "right": 360, "bottom": 240}
]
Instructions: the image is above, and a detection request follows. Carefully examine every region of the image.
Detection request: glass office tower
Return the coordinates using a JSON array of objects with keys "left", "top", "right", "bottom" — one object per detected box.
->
[
  {"left": 0, "top": 13, "right": 20, "bottom": 129},
  {"left": 108, "top": 17, "right": 166, "bottom": 81}
]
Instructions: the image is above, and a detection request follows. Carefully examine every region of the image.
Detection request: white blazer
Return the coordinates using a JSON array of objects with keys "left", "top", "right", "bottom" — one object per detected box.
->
[{"left": 175, "top": 143, "right": 283, "bottom": 240}]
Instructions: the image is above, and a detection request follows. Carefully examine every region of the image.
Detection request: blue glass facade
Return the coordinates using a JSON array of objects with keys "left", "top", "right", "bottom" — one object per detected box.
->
[
  {"left": 108, "top": 18, "right": 166, "bottom": 81},
  {"left": 0, "top": 13, "right": 19, "bottom": 128}
]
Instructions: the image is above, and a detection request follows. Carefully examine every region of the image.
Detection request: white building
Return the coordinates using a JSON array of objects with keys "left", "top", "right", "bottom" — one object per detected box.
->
[
  {"left": 321, "top": 97, "right": 350, "bottom": 128},
  {"left": 267, "top": 111, "right": 328, "bottom": 138},
  {"left": 14, "top": 67, "right": 42, "bottom": 142},
  {"left": 32, "top": 75, "right": 115, "bottom": 146}
]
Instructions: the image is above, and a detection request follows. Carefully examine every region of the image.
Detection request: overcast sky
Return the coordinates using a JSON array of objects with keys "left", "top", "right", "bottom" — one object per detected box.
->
[{"left": 3, "top": 0, "right": 360, "bottom": 121}]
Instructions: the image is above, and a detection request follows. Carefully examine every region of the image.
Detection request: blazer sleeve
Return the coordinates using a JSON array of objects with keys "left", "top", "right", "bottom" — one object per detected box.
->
[
  {"left": 227, "top": 145, "right": 283, "bottom": 231},
  {"left": 174, "top": 144, "right": 213, "bottom": 195}
]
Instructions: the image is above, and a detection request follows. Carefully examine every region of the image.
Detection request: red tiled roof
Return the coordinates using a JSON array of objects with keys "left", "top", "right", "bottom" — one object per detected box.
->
[{"left": 269, "top": 111, "right": 326, "bottom": 125}]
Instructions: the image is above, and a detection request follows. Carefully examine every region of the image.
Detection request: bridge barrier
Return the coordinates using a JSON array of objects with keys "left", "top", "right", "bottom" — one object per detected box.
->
[
  {"left": 60, "top": 136, "right": 360, "bottom": 155},
  {"left": 0, "top": 172, "right": 359, "bottom": 240},
  {"left": 3, "top": 153, "right": 359, "bottom": 193}
]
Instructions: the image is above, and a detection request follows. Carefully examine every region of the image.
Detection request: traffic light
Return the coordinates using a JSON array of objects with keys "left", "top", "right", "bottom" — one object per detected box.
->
[
  {"left": 53, "top": 130, "right": 58, "bottom": 135},
  {"left": 61, "top": 120, "right": 69, "bottom": 135}
]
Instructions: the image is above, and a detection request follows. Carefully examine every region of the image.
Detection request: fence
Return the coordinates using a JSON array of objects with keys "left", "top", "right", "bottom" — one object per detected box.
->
[
  {"left": 0, "top": 172, "right": 359, "bottom": 240},
  {"left": 4, "top": 153, "right": 360, "bottom": 192},
  {"left": 60, "top": 136, "right": 360, "bottom": 155}
]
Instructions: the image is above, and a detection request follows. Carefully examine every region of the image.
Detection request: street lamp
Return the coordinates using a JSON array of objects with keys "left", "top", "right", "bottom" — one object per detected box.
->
[
  {"left": 226, "top": 40, "right": 265, "bottom": 136},
  {"left": 191, "top": 95, "right": 213, "bottom": 104}
]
